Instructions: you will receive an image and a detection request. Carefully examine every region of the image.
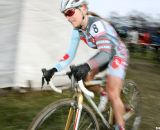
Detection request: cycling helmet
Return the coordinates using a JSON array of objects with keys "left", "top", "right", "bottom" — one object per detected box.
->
[{"left": 60, "top": 0, "right": 88, "bottom": 12}]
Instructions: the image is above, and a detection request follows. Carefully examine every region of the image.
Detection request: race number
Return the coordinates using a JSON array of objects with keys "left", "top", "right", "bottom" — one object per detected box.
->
[
  {"left": 92, "top": 24, "right": 98, "bottom": 33},
  {"left": 90, "top": 21, "right": 105, "bottom": 37}
]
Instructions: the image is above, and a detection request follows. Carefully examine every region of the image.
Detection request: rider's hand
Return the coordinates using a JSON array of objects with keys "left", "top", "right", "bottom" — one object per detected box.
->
[
  {"left": 72, "top": 63, "right": 90, "bottom": 81},
  {"left": 43, "top": 68, "right": 57, "bottom": 83}
]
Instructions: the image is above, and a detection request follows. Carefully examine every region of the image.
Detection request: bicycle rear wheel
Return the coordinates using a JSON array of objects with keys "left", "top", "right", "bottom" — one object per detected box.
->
[
  {"left": 122, "top": 80, "right": 142, "bottom": 130},
  {"left": 28, "top": 98, "right": 99, "bottom": 130}
]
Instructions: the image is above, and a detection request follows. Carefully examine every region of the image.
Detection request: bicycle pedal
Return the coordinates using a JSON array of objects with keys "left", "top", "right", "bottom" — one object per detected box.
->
[{"left": 125, "top": 105, "right": 134, "bottom": 112}]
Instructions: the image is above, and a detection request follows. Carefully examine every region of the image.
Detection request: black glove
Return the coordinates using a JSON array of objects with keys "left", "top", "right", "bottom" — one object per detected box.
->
[
  {"left": 42, "top": 68, "right": 57, "bottom": 83},
  {"left": 72, "top": 63, "right": 90, "bottom": 81}
]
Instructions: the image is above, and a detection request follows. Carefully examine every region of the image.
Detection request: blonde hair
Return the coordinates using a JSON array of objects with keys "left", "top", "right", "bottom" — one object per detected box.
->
[{"left": 87, "top": 11, "right": 111, "bottom": 23}]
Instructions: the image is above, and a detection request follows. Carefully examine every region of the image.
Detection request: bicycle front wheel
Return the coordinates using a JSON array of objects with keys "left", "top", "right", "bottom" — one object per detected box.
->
[
  {"left": 122, "top": 80, "right": 142, "bottom": 130},
  {"left": 28, "top": 98, "right": 99, "bottom": 130}
]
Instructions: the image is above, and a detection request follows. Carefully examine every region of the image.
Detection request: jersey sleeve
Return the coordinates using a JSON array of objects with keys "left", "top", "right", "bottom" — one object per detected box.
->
[
  {"left": 54, "top": 29, "right": 80, "bottom": 71},
  {"left": 88, "top": 21, "right": 119, "bottom": 71}
]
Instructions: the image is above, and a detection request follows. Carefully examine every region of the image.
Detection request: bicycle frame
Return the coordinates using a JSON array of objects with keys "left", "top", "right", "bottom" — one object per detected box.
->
[{"left": 49, "top": 72, "right": 111, "bottom": 130}]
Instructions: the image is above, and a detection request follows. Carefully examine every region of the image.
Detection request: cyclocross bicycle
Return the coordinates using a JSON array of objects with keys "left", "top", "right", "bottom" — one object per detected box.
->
[{"left": 28, "top": 66, "right": 141, "bottom": 130}]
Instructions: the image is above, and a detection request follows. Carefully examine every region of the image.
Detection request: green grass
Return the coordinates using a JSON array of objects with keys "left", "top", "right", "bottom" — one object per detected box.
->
[
  {"left": 0, "top": 91, "right": 63, "bottom": 130},
  {"left": 0, "top": 54, "right": 160, "bottom": 130},
  {"left": 127, "top": 55, "right": 160, "bottom": 130}
]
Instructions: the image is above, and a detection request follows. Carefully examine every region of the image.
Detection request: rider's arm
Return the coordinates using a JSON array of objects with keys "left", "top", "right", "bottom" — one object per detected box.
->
[
  {"left": 87, "top": 21, "right": 119, "bottom": 71},
  {"left": 54, "top": 29, "right": 80, "bottom": 71}
]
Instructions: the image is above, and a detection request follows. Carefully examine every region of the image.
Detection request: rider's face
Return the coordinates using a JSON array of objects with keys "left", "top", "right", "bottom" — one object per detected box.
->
[{"left": 63, "top": 7, "right": 85, "bottom": 28}]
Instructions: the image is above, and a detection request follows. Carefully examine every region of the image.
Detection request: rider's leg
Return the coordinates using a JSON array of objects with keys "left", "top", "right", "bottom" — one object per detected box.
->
[{"left": 106, "top": 75, "right": 125, "bottom": 127}]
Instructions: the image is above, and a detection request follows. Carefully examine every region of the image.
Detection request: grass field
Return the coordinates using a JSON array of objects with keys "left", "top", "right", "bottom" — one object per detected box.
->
[{"left": 0, "top": 53, "right": 160, "bottom": 130}]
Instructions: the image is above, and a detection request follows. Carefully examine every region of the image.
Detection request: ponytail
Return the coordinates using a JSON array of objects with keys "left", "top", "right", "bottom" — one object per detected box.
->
[{"left": 87, "top": 11, "right": 111, "bottom": 23}]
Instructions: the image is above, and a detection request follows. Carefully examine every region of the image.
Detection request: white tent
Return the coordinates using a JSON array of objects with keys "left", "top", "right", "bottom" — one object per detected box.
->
[
  {"left": 0, "top": 0, "right": 22, "bottom": 87},
  {"left": 0, "top": 0, "right": 97, "bottom": 88}
]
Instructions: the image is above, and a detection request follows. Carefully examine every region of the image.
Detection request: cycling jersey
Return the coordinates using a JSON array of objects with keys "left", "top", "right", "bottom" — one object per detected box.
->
[{"left": 54, "top": 16, "right": 128, "bottom": 79}]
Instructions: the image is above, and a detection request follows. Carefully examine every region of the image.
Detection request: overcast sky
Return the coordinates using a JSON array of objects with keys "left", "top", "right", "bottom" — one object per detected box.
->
[{"left": 88, "top": 0, "right": 160, "bottom": 18}]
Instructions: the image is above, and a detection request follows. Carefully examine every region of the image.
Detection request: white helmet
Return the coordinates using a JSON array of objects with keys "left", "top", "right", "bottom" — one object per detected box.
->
[{"left": 60, "top": 0, "right": 88, "bottom": 12}]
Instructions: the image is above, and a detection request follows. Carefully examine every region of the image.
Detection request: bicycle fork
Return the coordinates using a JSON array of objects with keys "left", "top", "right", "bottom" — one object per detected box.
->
[{"left": 65, "top": 93, "right": 83, "bottom": 130}]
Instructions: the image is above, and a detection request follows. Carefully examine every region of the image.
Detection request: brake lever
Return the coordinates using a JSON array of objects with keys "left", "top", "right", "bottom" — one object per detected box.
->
[
  {"left": 41, "top": 68, "right": 47, "bottom": 89},
  {"left": 42, "top": 76, "right": 45, "bottom": 86}
]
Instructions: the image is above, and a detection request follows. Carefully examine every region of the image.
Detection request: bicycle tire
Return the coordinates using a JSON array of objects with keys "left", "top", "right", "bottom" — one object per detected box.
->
[
  {"left": 122, "top": 80, "right": 142, "bottom": 130},
  {"left": 28, "top": 98, "right": 99, "bottom": 130}
]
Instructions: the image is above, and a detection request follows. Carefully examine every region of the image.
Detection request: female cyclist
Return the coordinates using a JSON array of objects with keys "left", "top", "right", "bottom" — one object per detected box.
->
[{"left": 43, "top": 0, "right": 128, "bottom": 130}]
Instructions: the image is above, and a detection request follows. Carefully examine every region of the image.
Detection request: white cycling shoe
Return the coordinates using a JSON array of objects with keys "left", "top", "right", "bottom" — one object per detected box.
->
[
  {"left": 98, "top": 94, "right": 108, "bottom": 112},
  {"left": 113, "top": 125, "right": 125, "bottom": 130}
]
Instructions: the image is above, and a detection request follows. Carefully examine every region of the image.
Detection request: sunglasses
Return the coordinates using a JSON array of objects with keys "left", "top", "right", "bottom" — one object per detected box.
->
[{"left": 64, "top": 8, "right": 76, "bottom": 17}]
